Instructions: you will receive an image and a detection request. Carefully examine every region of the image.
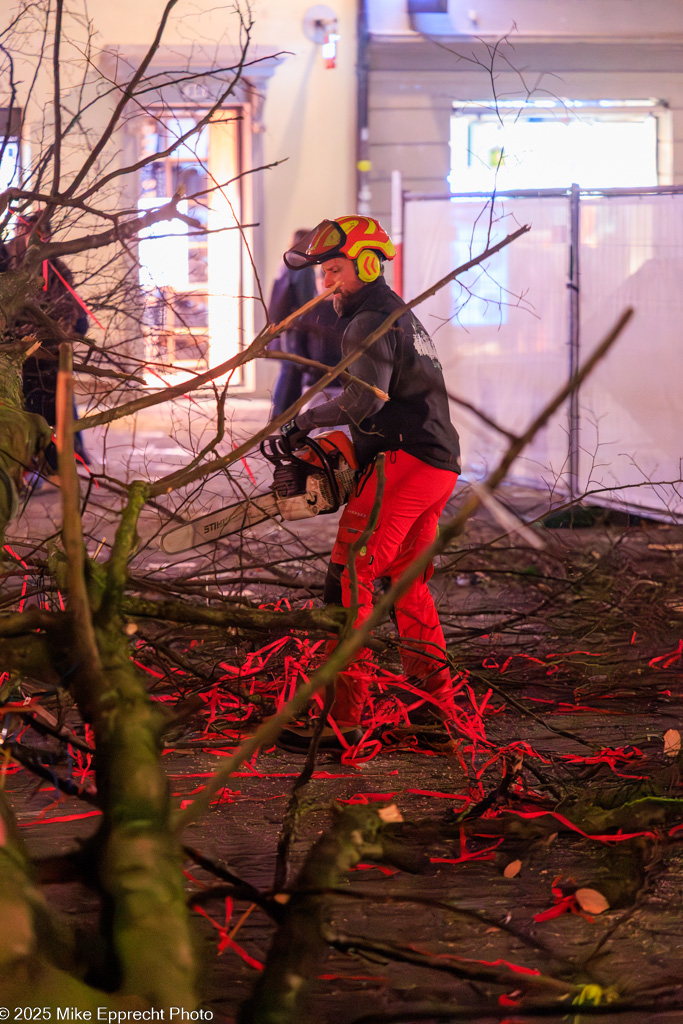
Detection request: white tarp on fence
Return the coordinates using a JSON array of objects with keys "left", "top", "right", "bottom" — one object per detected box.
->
[{"left": 403, "top": 191, "right": 683, "bottom": 519}]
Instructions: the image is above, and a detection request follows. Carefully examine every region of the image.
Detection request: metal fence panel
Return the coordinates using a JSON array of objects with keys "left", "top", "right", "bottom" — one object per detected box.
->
[
  {"left": 404, "top": 188, "right": 683, "bottom": 519},
  {"left": 578, "top": 193, "right": 683, "bottom": 518},
  {"left": 404, "top": 195, "right": 572, "bottom": 491}
]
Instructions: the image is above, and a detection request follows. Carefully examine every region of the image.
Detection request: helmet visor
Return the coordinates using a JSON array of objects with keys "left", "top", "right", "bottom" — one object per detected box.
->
[{"left": 283, "top": 220, "right": 347, "bottom": 269}]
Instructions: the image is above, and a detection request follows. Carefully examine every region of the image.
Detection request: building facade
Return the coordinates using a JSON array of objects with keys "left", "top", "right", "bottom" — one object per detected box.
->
[{"left": 4, "top": 0, "right": 683, "bottom": 399}]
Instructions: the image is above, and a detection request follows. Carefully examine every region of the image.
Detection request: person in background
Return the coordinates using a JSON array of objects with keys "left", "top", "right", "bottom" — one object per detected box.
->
[
  {"left": 268, "top": 229, "right": 346, "bottom": 417},
  {"left": 2, "top": 213, "right": 89, "bottom": 485},
  {"left": 276, "top": 216, "right": 461, "bottom": 751}
]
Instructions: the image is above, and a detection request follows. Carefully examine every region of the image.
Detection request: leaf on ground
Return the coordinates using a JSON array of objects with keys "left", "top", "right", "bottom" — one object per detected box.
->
[
  {"left": 575, "top": 888, "right": 609, "bottom": 914},
  {"left": 664, "top": 729, "right": 681, "bottom": 757},
  {"left": 503, "top": 859, "right": 522, "bottom": 878}
]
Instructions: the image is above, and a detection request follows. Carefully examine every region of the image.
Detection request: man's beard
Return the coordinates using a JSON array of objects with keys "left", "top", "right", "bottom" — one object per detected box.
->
[{"left": 333, "top": 292, "right": 352, "bottom": 316}]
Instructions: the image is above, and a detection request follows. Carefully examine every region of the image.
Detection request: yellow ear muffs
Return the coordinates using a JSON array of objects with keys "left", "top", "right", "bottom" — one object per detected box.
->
[{"left": 355, "top": 249, "right": 381, "bottom": 283}]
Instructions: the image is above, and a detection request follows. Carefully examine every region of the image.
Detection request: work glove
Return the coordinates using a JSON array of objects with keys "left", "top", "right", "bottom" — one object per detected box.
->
[{"left": 280, "top": 416, "right": 308, "bottom": 450}]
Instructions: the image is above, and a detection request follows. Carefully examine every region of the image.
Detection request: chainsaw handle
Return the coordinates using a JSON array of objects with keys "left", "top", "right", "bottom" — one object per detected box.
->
[
  {"left": 260, "top": 434, "right": 308, "bottom": 464},
  {"left": 260, "top": 434, "right": 343, "bottom": 513},
  {"left": 303, "top": 434, "right": 342, "bottom": 509}
]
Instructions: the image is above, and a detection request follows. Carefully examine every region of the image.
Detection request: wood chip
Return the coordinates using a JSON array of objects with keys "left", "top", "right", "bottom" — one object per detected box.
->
[
  {"left": 575, "top": 888, "right": 609, "bottom": 914},
  {"left": 664, "top": 729, "right": 681, "bottom": 757},
  {"left": 503, "top": 859, "right": 522, "bottom": 878}
]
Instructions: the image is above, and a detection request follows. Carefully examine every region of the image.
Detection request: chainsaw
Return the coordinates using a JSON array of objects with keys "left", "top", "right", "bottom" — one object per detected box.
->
[{"left": 159, "top": 430, "right": 358, "bottom": 554}]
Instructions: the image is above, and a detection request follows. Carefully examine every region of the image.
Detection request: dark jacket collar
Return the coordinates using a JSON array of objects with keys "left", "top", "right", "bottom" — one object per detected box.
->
[{"left": 342, "top": 276, "right": 398, "bottom": 319}]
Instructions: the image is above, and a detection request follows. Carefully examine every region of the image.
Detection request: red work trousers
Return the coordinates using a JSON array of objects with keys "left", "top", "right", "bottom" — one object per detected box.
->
[{"left": 326, "top": 449, "right": 458, "bottom": 727}]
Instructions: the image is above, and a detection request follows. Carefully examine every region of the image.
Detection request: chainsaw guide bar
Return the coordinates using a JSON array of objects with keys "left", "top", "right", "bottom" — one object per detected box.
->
[
  {"left": 159, "top": 493, "right": 279, "bottom": 554},
  {"left": 159, "top": 432, "right": 358, "bottom": 555}
]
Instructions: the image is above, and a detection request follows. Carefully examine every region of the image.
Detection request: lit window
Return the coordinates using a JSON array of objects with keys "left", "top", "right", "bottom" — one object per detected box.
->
[
  {"left": 0, "top": 106, "right": 21, "bottom": 193},
  {"left": 450, "top": 99, "right": 661, "bottom": 192},
  {"left": 137, "top": 108, "right": 243, "bottom": 377}
]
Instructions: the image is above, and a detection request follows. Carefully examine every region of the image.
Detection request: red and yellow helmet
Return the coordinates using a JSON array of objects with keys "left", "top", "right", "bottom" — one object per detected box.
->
[{"left": 284, "top": 216, "right": 395, "bottom": 282}]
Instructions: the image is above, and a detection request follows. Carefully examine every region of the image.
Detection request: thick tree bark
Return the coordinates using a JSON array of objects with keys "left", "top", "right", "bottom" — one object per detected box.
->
[
  {"left": 54, "top": 359, "right": 199, "bottom": 1008},
  {"left": 0, "top": 792, "right": 133, "bottom": 1009},
  {"left": 0, "top": 348, "right": 51, "bottom": 546},
  {"left": 88, "top": 624, "right": 199, "bottom": 1006}
]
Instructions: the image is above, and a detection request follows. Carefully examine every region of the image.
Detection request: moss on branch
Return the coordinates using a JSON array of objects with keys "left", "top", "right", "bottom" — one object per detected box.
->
[
  {"left": 0, "top": 349, "right": 51, "bottom": 545},
  {"left": 122, "top": 595, "right": 346, "bottom": 634}
]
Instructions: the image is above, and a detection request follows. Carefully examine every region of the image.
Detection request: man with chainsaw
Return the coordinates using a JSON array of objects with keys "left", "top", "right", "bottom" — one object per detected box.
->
[{"left": 277, "top": 216, "right": 461, "bottom": 751}]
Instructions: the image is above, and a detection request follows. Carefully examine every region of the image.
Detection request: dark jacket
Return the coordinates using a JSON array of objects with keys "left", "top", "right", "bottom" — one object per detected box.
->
[{"left": 297, "top": 277, "right": 461, "bottom": 472}]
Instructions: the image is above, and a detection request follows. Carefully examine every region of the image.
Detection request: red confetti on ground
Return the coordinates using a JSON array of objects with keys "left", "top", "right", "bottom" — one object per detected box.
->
[
  {"left": 534, "top": 874, "right": 596, "bottom": 923},
  {"left": 193, "top": 898, "right": 264, "bottom": 970},
  {"left": 6, "top": 590, "right": 683, "bottom": 972}
]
